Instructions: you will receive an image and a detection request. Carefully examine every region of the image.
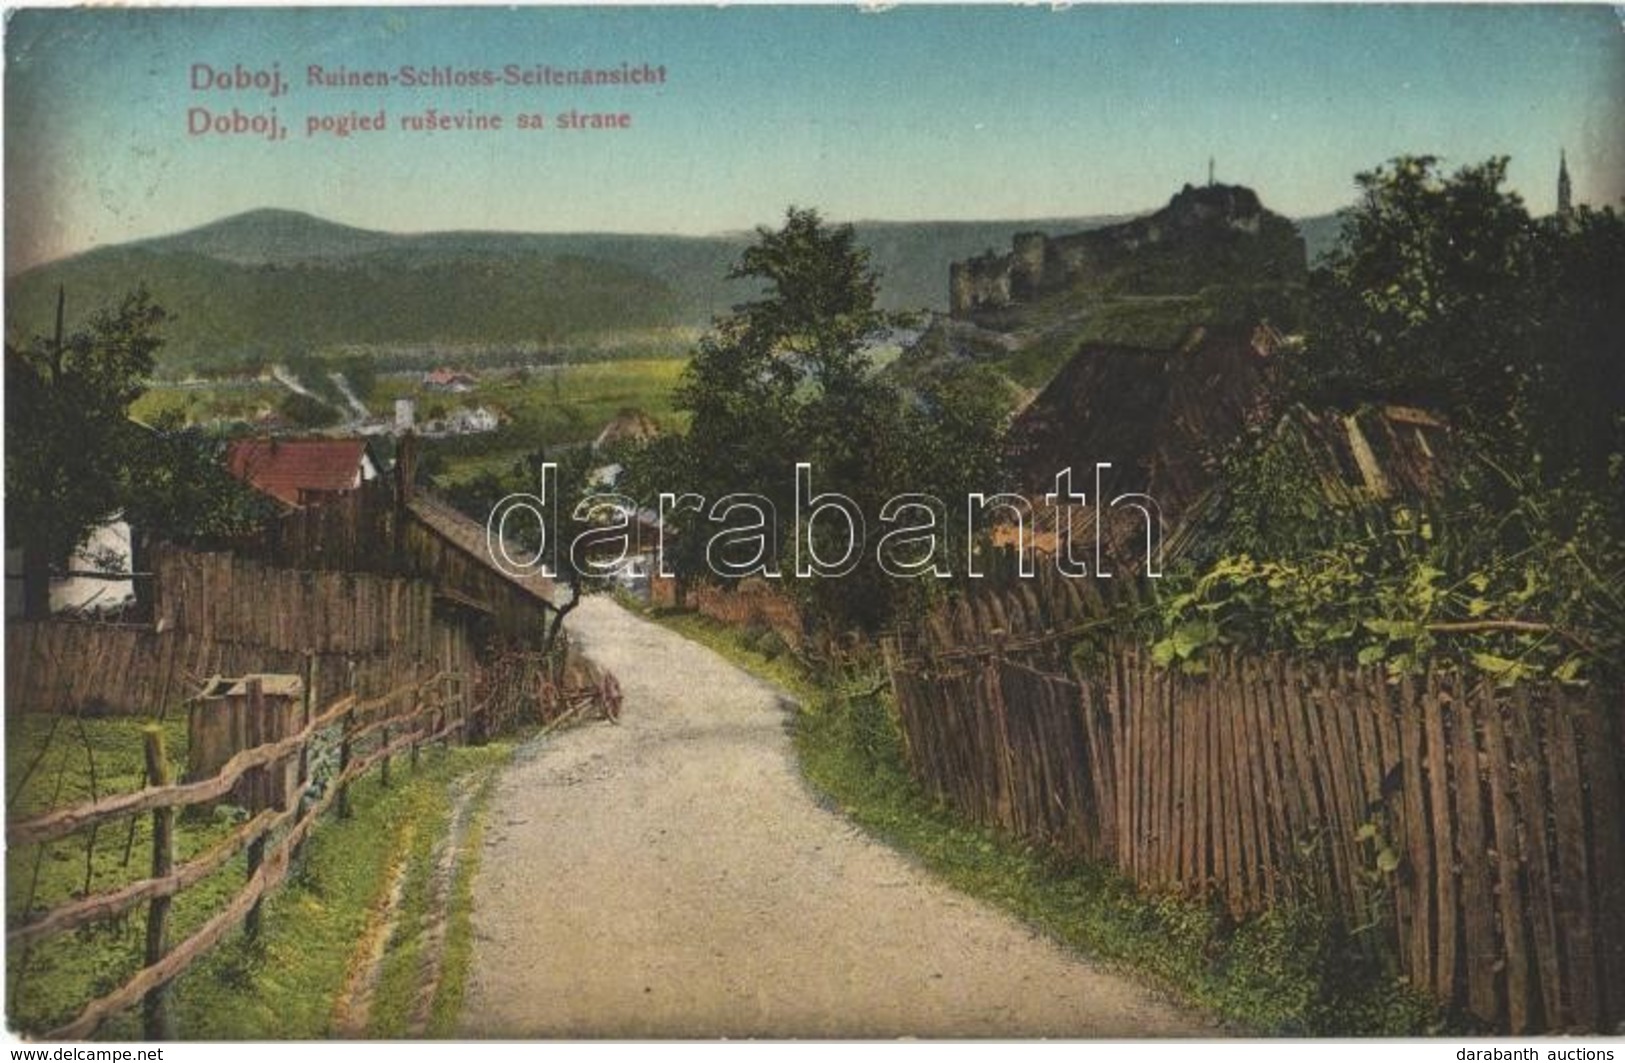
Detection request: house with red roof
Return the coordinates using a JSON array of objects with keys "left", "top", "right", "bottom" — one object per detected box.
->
[
  {"left": 422, "top": 367, "right": 477, "bottom": 393},
  {"left": 224, "top": 437, "right": 380, "bottom": 508}
]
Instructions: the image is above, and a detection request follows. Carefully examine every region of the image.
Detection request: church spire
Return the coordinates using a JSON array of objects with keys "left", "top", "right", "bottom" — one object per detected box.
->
[{"left": 1558, "top": 149, "right": 1573, "bottom": 216}]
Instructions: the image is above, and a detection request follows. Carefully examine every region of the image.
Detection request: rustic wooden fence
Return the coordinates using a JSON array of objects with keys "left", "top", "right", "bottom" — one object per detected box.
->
[
  {"left": 6, "top": 546, "right": 471, "bottom": 716},
  {"left": 885, "top": 617, "right": 1625, "bottom": 1033},
  {"left": 6, "top": 669, "right": 468, "bottom": 1039},
  {"left": 675, "top": 579, "right": 806, "bottom": 651}
]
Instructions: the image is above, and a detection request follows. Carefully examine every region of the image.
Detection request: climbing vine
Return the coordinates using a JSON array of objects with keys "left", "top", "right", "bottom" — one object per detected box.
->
[{"left": 1151, "top": 483, "right": 1622, "bottom": 687}]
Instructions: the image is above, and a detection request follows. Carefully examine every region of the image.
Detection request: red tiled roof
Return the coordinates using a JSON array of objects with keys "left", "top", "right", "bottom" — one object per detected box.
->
[{"left": 225, "top": 438, "right": 371, "bottom": 507}]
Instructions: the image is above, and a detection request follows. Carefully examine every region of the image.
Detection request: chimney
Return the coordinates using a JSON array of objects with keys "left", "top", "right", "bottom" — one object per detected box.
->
[{"left": 395, "top": 431, "right": 418, "bottom": 503}]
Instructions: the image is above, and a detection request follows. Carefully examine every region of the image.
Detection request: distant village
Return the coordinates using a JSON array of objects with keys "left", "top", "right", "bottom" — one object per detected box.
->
[{"left": 172, "top": 363, "right": 507, "bottom": 439}]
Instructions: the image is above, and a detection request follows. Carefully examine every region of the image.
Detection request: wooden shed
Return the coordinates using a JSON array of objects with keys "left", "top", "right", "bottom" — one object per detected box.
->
[{"left": 187, "top": 673, "right": 305, "bottom": 811}]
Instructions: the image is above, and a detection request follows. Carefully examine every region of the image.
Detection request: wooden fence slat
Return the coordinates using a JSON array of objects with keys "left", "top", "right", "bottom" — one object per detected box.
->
[
  {"left": 1241, "top": 657, "right": 1279, "bottom": 905},
  {"left": 1217, "top": 661, "right": 1244, "bottom": 915},
  {"left": 1119, "top": 649, "right": 1137, "bottom": 877},
  {"left": 1480, "top": 686, "right": 1531, "bottom": 1033},
  {"left": 1362, "top": 669, "right": 1406, "bottom": 969},
  {"left": 1424, "top": 667, "right": 1461, "bottom": 1006},
  {"left": 1571, "top": 694, "right": 1625, "bottom": 1028},
  {"left": 1395, "top": 673, "right": 1433, "bottom": 995},
  {"left": 1548, "top": 699, "right": 1598, "bottom": 1030},
  {"left": 1115, "top": 652, "right": 1132, "bottom": 870},
  {"left": 1165, "top": 667, "right": 1182, "bottom": 887},
  {"left": 1504, "top": 685, "right": 1563, "bottom": 1029},
  {"left": 1268, "top": 658, "right": 1311, "bottom": 896},
  {"left": 1300, "top": 665, "right": 1353, "bottom": 912},
  {"left": 1177, "top": 668, "right": 1198, "bottom": 888},
  {"left": 1148, "top": 659, "right": 1168, "bottom": 886},
  {"left": 1451, "top": 674, "right": 1501, "bottom": 1024},
  {"left": 1166, "top": 668, "right": 1184, "bottom": 887},
  {"left": 1076, "top": 676, "right": 1112, "bottom": 859},
  {"left": 1225, "top": 656, "right": 1259, "bottom": 908}
]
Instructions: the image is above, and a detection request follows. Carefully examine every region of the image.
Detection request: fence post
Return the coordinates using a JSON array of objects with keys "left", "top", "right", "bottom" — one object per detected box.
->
[
  {"left": 243, "top": 679, "right": 268, "bottom": 941},
  {"left": 245, "top": 679, "right": 265, "bottom": 812},
  {"left": 381, "top": 721, "right": 392, "bottom": 789},
  {"left": 339, "top": 661, "right": 356, "bottom": 818},
  {"left": 338, "top": 707, "right": 354, "bottom": 820},
  {"left": 409, "top": 674, "right": 422, "bottom": 772},
  {"left": 245, "top": 834, "right": 266, "bottom": 941},
  {"left": 142, "top": 726, "right": 176, "bottom": 1040},
  {"left": 299, "top": 653, "right": 318, "bottom": 791}
]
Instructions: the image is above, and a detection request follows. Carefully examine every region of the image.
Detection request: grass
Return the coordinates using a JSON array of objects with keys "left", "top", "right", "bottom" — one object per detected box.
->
[
  {"left": 382, "top": 357, "right": 689, "bottom": 484},
  {"left": 1002, "top": 295, "right": 1207, "bottom": 390},
  {"left": 130, "top": 350, "right": 690, "bottom": 482},
  {"left": 425, "top": 779, "right": 494, "bottom": 1038},
  {"left": 630, "top": 604, "right": 1451, "bottom": 1037},
  {"left": 128, "top": 382, "right": 287, "bottom": 428},
  {"left": 154, "top": 739, "right": 513, "bottom": 1040},
  {"left": 5, "top": 714, "right": 247, "bottom": 1036},
  {"left": 4, "top": 709, "right": 516, "bottom": 1039}
]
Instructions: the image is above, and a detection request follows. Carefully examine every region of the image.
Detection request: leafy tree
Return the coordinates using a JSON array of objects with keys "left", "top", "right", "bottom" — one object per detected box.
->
[
  {"left": 627, "top": 207, "right": 1008, "bottom": 634},
  {"left": 1170, "top": 157, "right": 1625, "bottom": 683},
  {"left": 1297, "top": 156, "right": 1537, "bottom": 423},
  {"left": 1521, "top": 204, "right": 1625, "bottom": 480},
  {"left": 6, "top": 288, "right": 278, "bottom": 617},
  {"left": 5, "top": 289, "right": 167, "bottom": 616},
  {"left": 1297, "top": 154, "right": 1624, "bottom": 479},
  {"left": 277, "top": 390, "right": 341, "bottom": 429},
  {"left": 121, "top": 414, "right": 278, "bottom": 572}
]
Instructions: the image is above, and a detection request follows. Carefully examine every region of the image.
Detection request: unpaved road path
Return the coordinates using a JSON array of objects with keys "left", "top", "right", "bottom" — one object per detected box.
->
[{"left": 459, "top": 597, "right": 1207, "bottom": 1038}]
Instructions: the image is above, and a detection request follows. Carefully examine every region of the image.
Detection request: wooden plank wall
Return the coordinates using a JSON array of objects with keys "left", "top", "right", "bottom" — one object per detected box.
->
[
  {"left": 5, "top": 546, "right": 469, "bottom": 716},
  {"left": 886, "top": 586, "right": 1625, "bottom": 1033}
]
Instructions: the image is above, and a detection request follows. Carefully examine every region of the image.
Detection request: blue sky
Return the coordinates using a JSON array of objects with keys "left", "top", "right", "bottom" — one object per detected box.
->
[{"left": 5, "top": 5, "right": 1623, "bottom": 270}]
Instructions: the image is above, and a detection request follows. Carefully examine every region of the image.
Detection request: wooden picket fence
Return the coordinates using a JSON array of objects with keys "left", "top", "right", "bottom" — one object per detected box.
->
[
  {"left": 885, "top": 636, "right": 1625, "bottom": 1033},
  {"left": 5, "top": 545, "right": 472, "bottom": 717},
  {"left": 5, "top": 669, "right": 473, "bottom": 1040}
]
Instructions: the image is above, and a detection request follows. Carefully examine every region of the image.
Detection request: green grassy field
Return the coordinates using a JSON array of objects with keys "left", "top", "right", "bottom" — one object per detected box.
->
[
  {"left": 129, "top": 382, "right": 287, "bottom": 427},
  {"left": 404, "top": 358, "right": 689, "bottom": 483},
  {"left": 4, "top": 711, "right": 515, "bottom": 1039},
  {"left": 129, "top": 355, "right": 689, "bottom": 486},
  {"left": 5, "top": 714, "right": 245, "bottom": 1036}
]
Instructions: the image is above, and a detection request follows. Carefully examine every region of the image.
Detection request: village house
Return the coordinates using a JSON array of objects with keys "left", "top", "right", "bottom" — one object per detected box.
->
[
  {"left": 225, "top": 437, "right": 380, "bottom": 508},
  {"left": 422, "top": 367, "right": 478, "bottom": 393}
]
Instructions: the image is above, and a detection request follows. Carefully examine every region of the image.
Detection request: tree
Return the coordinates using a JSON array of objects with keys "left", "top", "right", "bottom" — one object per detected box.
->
[
  {"left": 121, "top": 413, "right": 278, "bottom": 575},
  {"left": 6, "top": 288, "right": 275, "bottom": 617},
  {"left": 278, "top": 390, "right": 341, "bottom": 429},
  {"left": 1298, "top": 155, "right": 1625, "bottom": 485},
  {"left": 628, "top": 207, "right": 1007, "bottom": 634},
  {"left": 5, "top": 288, "right": 166, "bottom": 616},
  {"left": 1298, "top": 156, "right": 1537, "bottom": 423}
]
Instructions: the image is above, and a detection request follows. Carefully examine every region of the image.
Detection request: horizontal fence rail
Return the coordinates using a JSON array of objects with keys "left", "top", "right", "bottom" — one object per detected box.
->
[{"left": 7, "top": 673, "right": 462, "bottom": 1040}]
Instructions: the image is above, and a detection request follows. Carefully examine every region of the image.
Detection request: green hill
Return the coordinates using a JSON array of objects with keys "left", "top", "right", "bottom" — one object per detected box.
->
[
  {"left": 5, "top": 206, "right": 1340, "bottom": 375},
  {"left": 4, "top": 242, "right": 686, "bottom": 374}
]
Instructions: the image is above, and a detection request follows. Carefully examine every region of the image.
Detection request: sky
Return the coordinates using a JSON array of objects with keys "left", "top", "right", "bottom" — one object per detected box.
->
[{"left": 5, "top": 4, "right": 1624, "bottom": 271}]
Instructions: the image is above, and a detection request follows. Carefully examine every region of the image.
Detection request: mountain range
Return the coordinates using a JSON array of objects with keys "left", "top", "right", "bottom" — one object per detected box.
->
[{"left": 4, "top": 207, "right": 1344, "bottom": 373}]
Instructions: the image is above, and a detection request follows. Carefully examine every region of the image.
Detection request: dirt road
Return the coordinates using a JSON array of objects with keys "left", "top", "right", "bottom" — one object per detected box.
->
[{"left": 459, "top": 596, "right": 1206, "bottom": 1038}]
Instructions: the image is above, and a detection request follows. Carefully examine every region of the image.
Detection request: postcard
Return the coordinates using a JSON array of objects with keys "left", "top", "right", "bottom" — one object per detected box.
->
[{"left": 4, "top": 3, "right": 1623, "bottom": 1047}]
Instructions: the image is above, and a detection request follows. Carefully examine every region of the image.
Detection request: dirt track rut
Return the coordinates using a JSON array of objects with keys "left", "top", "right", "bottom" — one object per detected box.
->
[{"left": 459, "top": 596, "right": 1206, "bottom": 1038}]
